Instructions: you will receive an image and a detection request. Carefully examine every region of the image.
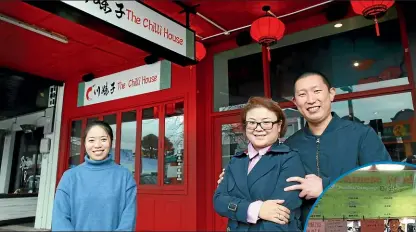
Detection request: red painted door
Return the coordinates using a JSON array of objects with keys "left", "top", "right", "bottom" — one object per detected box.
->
[{"left": 213, "top": 114, "right": 248, "bottom": 231}]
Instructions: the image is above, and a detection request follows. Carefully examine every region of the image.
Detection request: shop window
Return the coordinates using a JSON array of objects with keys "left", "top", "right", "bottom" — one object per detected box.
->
[
  {"left": 221, "top": 123, "right": 248, "bottom": 169},
  {"left": 9, "top": 127, "right": 43, "bottom": 194},
  {"left": 213, "top": 10, "right": 408, "bottom": 112},
  {"left": 65, "top": 100, "right": 187, "bottom": 189},
  {"left": 164, "top": 102, "right": 184, "bottom": 185},
  {"left": 282, "top": 92, "right": 415, "bottom": 162},
  {"left": 87, "top": 117, "right": 98, "bottom": 125},
  {"left": 270, "top": 18, "right": 407, "bottom": 102},
  {"left": 120, "top": 111, "right": 136, "bottom": 175},
  {"left": 140, "top": 106, "right": 159, "bottom": 185},
  {"left": 103, "top": 114, "right": 117, "bottom": 160},
  {"left": 213, "top": 45, "right": 263, "bottom": 112},
  {"left": 69, "top": 120, "right": 82, "bottom": 169}
]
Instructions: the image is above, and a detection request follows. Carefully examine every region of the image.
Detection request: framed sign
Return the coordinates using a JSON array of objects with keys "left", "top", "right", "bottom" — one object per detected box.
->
[{"left": 77, "top": 60, "right": 171, "bottom": 107}]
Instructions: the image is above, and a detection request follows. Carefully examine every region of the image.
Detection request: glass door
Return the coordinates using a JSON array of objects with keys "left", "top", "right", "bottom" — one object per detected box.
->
[
  {"left": 9, "top": 127, "right": 44, "bottom": 194},
  {"left": 213, "top": 114, "right": 248, "bottom": 231}
]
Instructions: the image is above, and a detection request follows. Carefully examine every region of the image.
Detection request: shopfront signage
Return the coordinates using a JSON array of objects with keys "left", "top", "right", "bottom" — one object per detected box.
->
[
  {"left": 77, "top": 60, "right": 171, "bottom": 107},
  {"left": 27, "top": 1, "right": 196, "bottom": 66},
  {"left": 325, "top": 220, "right": 347, "bottom": 232},
  {"left": 306, "top": 220, "right": 326, "bottom": 232},
  {"left": 310, "top": 171, "right": 416, "bottom": 220},
  {"left": 360, "top": 219, "right": 385, "bottom": 232}
]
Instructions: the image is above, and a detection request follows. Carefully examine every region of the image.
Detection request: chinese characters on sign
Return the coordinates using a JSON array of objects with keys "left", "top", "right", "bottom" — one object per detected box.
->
[
  {"left": 92, "top": 82, "right": 116, "bottom": 97},
  {"left": 307, "top": 220, "right": 326, "bottom": 232},
  {"left": 83, "top": 0, "right": 182, "bottom": 45},
  {"left": 310, "top": 171, "right": 416, "bottom": 219},
  {"left": 78, "top": 60, "right": 171, "bottom": 107},
  {"left": 325, "top": 220, "right": 347, "bottom": 232},
  {"left": 360, "top": 219, "right": 385, "bottom": 232},
  {"left": 85, "top": 0, "right": 126, "bottom": 19},
  {"left": 60, "top": 0, "right": 193, "bottom": 61}
]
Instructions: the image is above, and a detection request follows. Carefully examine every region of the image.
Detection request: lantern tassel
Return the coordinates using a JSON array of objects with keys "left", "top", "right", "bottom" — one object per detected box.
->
[
  {"left": 374, "top": 17, "right": 380, "bottom": 37},
  {"left": 267, "top": 46, "right": 271, "bottom": 62}
]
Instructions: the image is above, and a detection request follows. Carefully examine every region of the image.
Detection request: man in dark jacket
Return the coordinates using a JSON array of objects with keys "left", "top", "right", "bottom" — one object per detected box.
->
[
  {"left": 283, "top": 71, "right": 392, "bottom": 223},
  {"left": 216, "top": 71, "right": 392, "bottom": 227}
]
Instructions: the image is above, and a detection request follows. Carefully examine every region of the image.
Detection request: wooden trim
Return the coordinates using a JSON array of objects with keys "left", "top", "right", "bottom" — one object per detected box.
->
[
  {"left": 333, "top": 85, "right": 413, "bottom": 102},
  {"left": 79, "top": 119, "right": 87, "bottom": 164},
  {"left": 397, "top": 3, "right": 416, "bottom": 89},
  {"left": 136, "top": 98, "right": 187, "bottom": 193},
  {"left": 114, "top": 112, "right": 121, "bottom": 164},
  {"left": 56, "top": 120, "right": 69, "bottom": 186},
  {"left": 135, "top": 107, "right": 142, "bottom": 183},
  {"left": 158, "top": 104, "right": 165, "bottom": 186}
]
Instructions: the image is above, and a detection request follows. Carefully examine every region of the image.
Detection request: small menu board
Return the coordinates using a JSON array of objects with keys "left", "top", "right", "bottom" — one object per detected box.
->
[
  {"left": 325, "top": 219, "right": 347, "bottom": 232},
  {"left": 360, "top": 219, "right": 385, "bottom": 232},
  {"left": 307, "top": 220, "right": 326, "bottom": 232}
]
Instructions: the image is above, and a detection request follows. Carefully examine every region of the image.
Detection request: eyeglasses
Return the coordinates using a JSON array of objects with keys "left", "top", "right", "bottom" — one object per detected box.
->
[{"left": 245, "top": 121, "right": 280, "bottom": 130}]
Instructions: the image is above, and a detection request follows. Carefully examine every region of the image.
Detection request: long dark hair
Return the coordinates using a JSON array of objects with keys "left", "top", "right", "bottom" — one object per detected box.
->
[{"left": 83, "top": 120, "right": 114, "bottom": 146}]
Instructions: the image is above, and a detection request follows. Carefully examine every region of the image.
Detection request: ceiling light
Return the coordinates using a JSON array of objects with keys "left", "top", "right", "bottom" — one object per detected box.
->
[
  {"left": 353, "top": 62, "right": 360, "bottom": 67},
  {"left": 375, "top": 164, "right": 405, "bottom": 171},
  {"left": 0, "top": 13, "right": 68, "bottom": 44},
  {"left": 20, "top": 124, "right": 37, "bottom": 134},
  {"left": 334, "top": 23, "right": 343, "bottom": 28}
]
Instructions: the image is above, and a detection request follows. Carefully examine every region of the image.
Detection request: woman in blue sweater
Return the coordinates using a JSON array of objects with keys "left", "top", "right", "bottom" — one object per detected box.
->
[{"left": 52, "top": 121, "right": 137, "bottom": 231}]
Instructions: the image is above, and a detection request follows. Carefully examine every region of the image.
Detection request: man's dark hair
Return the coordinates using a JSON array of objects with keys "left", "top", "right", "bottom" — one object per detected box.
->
[
  {"left": 293, "top": 71, "right": 332, "bottom": 94},
  {"left": 388, "top": 219, "right": 400, "bottom": 224}
]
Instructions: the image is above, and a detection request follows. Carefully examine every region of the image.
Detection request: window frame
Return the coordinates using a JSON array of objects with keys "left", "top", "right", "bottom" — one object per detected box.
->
[
  {"left": 65, "top": 97, "right": 187, "bottom": 195},
  {"left": 212, "top": 6, "right": 416, "bottom": 114}
]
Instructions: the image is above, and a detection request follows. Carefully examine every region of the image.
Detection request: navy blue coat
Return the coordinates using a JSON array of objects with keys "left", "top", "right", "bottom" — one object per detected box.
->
[
  {"left": 213, "top": 143, "right": 306, "bottom": 231},
  {"left": 284, "top": 112, "right": 392, "bottom": 224}
]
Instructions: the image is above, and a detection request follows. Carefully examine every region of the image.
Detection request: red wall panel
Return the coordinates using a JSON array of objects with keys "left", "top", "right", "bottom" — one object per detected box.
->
[
  {"left": 57, "top": 7, "right": 361, "bottom": 231},
  {"left": 57, "top": 61, "right": 198, "bottom": 231}
]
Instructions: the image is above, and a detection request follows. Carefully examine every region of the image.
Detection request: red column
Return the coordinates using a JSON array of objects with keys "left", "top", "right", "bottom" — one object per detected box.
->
[{"left": 262, "top": 45, "right": 271, "bottom": 98}]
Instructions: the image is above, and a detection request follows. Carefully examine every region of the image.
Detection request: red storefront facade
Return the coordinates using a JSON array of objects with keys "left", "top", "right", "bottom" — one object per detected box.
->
[
  {"left": 2, "top": 1, "right": 415, "bottom": 231},
  {"left": 56, "top": 3, "right": 416, "bottom": 230}
]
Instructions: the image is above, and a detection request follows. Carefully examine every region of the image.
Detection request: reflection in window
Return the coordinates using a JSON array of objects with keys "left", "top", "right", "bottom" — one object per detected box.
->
[
  {"left": 69, "top": 120, "right": 82, "bottom": 168},
  {"left": 221, "top": 123, "right": 248, "bottom": 169},
  {"left": 214, "top": 51, "right": 263, "bottom": 112},
  {"left": 270, "top": 18, "right": 407, "bottom": 102},
  {"left": 282, "top": 92, "right": 415, "bottom": 162},
  {"left": 10, "top": 128, "right": 43, "bottom": 194},
  {"left": 140, "top": 107, "right": 159, "bottom": 185},
  {"left": 121, "top": 111, "right": 136, "bottom": 176},
  {"left": 164, "top": 102, "right": 184, "bottom": 185},
  {"left": 87, "top": 117, "right": 98, "bottom": 125},
  {"left": 103, "top": 114, "right": 116, "bottom": 160}
]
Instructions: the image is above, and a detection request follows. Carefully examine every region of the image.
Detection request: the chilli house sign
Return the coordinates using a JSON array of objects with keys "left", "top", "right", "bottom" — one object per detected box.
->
[
  {"left": 77, "top": 60, "right": 171, "bottom": 107},
  {"left": 61, "top": 0, "right": 195, "bottom": 60}
]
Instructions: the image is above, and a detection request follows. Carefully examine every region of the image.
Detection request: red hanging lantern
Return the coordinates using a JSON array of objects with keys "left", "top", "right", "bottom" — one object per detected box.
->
[
  {"left": 250, "top": 7, "right": 285, "bottom": 61},
  {"left": 350, "top": 0, "right": 395, "bottom": 36},
  {"left": 195, "top": 41, "right": 206, "bottom": 61}
]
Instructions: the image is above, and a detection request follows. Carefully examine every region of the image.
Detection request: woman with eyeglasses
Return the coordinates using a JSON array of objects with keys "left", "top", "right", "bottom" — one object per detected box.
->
[{"left": 213, "top": 97, "right": 305, "bottom": 231}]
